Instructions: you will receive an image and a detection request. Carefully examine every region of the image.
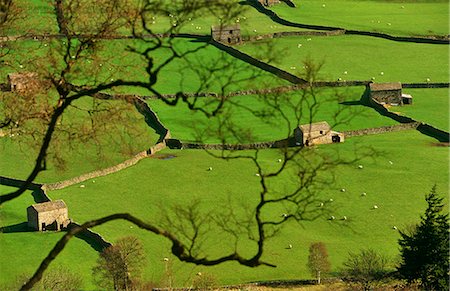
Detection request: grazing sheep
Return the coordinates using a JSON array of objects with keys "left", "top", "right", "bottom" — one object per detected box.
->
[
  {"left": 255, "top": 173, "right": 260, "bottom": 177},
  {"left": 208, "top": 167, "right": 213, "bottom": 171},
  {"left": 358, "top": 165, "right": 363, "bottom": 169},
  {"left": 342, "top": 216, "right": 347, "bottom": 220},
  {"left": 373, "top": 205, "right": 378, "bottom": 209},
  {"left": 288, "top": 244, "right": 293, "bottom": 249},
  {"left": 281, "top": 213, "right": 288, "bottom": 218},
  {"left": 329, "top": 198, "right": 334, "bottom": 202},
  {"left": 80, "top": 184, "right": 85, "bottom": 188},
  {"left": 389, "top": 161, "right": 393, "bottom": 165},
  {"left": 343, "top": 71, "right": 348, "bottom": 75},
  {"left": 319, "top": 202, "right": 324, "bottom": 207},
  {"left": 380, "top": 72, "right": 384, "bottom": 75},
  {"left": 393, "top": 226, "right": 397, "bottom": 230},
  {"left": 341, "top": 188, "right": 346, "bottom": 192},
  {"left": 277, "top": 159, "right": 282, "bottom": 163},
  {"left": 361, "top": 192, "right": 367, "bottom": 196},
  {"left": 330, "top": 216, "right": 335, "bottom": 220}
]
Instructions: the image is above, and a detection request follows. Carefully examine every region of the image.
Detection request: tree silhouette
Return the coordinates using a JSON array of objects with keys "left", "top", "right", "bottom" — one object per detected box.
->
[{"left": 398, "top": 186, "right": 449, "bottom": 290}]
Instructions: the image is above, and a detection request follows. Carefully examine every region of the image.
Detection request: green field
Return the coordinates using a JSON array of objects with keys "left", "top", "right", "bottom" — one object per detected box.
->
[
  {"left": 31, "top": 130, "right": 450, "bottom": 287},
  {"left": 271, "top": 0, "right": 449, "bottom": 37},
  {"left": 0, "top": 0, "right": 448, "bottom": 289},
  {"left": 239, "top": 35, "right": 449, "bottom": 83},
  {"left": 393, "top": 88, "right": 449, "bottom": 131}
]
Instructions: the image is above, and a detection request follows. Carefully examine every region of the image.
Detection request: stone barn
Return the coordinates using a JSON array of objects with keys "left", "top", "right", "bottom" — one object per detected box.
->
[
  {"left": 211, "top": 24, "right": 241, "bottom": 45},
  {"left": 7, "top": 72, "right": 40, "bottom": 94},
  {"left": 258, "top": 0, "right": 281, "bottom": 6},
  {"left": 27, "top": 200, "right": 70, "bottom": 231},
  {"left": 294, "top": 121, "right": 344, "bottom": 146},
  {"left": 369, "top": 82, "right": 403, "bottom": 105}
]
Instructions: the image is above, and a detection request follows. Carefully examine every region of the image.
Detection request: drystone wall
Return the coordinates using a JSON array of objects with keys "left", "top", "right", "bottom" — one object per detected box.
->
[{"left": 343, "top": 123, "right": 420, "bottom": 137}]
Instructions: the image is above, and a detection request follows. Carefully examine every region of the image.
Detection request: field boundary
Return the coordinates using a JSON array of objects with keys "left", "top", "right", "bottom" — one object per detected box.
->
[{"left": 246, "top": 0, "right": 450, "bottom": 45}]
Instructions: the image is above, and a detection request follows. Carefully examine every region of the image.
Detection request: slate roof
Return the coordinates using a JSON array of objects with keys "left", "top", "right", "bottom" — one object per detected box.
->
[
  {"left": 299, "top": 121, "right": 331, "bottom": 133},
  {"left": 30, "top": 200, "right": 67, "bottom": 213},
  {"left": 369, "top": 82, "right": 402, "bottom": 91}
]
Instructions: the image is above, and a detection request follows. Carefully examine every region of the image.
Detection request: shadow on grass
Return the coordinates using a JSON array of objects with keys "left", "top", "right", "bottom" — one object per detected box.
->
[
  {"left": 0, "top": 222, "right": 32, "bottom": 233},
  {"left": 340, "top": 100, "right": 362, "bottom": 106}
]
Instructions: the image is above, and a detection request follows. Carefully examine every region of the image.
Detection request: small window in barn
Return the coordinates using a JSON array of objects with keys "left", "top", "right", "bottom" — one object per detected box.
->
[
  {"left": 320, "top": 130, "right": 323, "bottom": 134},
  {"left": 228, "top": 38, "right": 231, "bottom": 44},
  {"left": 41, "top": 223, "right": 46, "bottom": 231},
  {"left": 229, "top": 30, "right": 233, "bottom": 34}
]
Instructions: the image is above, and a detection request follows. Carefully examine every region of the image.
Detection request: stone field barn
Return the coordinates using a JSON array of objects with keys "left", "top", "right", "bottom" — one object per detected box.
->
[{"left": 27, "top": 200, "right": 70, "bottom": 231}]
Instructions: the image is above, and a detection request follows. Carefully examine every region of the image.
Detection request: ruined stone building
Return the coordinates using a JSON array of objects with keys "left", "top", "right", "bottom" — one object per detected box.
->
[
  {"left": 7, "top": 72, "right": 40, "bottom": 94},
  {"left": 211, "top": 24, "right": 241, "bottom": 45},
  {"left": 27, "top": 200, "right": 70, "bottom": 231},
  {"left": 258, "top": 0, "right": 281, "bottom": 6},
  {"left": 294, "top": 121, "right": 344, "bottom": 146}
]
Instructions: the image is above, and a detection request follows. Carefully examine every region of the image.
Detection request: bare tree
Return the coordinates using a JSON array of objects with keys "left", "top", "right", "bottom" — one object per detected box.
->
[
  {"left": 92, "top": 236, "right": 146, "bottom": 291},
  {"left": 0, "top": 1, "right": 375, "bottom": 290}
]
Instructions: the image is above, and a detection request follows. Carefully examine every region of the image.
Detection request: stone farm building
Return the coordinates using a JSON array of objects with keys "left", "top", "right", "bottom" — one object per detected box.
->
[
  {"left": 294, "top": 121, "right": 344, "bottom": 146},
  {"left": 211, "top": 24, "right": 241, "bottom": 45},
  {"left": 7, "top": 72, "right": 40, "bottom": 94},
  {"left": 27, "top": 200, "right": 70, "bottom": 231},
  {"left": 258, "top": 0, "right": 281, "bottom": 6},
  {"left": 369, "top": 82, "right": 403, "bottom": 105}
]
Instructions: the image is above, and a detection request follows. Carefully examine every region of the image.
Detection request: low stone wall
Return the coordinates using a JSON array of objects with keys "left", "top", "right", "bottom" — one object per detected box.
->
[
  {"left": 68, "top": 222, "right": 112, "bottom": 252},
  {"left": 402, "top": 83, "right": 449, "bottom": 89},
  {"left": 343, "top": 122, "right": 420, "bottom": 137},
  {"left": 209, "top": 39, "right": 307, "bottom": 85}
]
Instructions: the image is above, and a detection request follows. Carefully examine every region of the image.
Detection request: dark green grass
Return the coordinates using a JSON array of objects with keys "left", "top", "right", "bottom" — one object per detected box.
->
[
  {"left": 35, "top": 130, "right": 448, "bottom": 288},
  {"left": 0, "top": 186, "right": 98, "bottom": 290},
  {"left": 149, "top": 87, "right": 399, "bottom": 143},
  {"left": 239, "top": 35, "right": 449, "bottom": 84},
  {"left": 393, "top": 88, "right": 449, "bottom": 132},
  {"left": 271, "top": 0, "right": 449, "bottom": 36}
]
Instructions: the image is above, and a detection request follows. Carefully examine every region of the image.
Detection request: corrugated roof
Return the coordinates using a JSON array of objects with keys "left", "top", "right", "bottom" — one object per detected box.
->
[
  {"left": 30, "top": 200, "right": 67, "bottom": 213},
  {"left": 299, "top": 121, "right": 330, "bottom": 132},
  {"left": 369, "top": 82, "right": 402, "bottom": 91}
]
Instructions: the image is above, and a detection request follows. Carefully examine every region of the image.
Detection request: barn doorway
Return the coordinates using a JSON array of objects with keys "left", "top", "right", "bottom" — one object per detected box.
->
[{"left": 332, "top": 135, "right": 341, "bottom": 143}]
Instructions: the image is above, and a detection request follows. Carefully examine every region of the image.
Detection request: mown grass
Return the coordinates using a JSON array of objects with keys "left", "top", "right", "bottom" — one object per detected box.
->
[
  {"left": 33, "top": 130, "right": 448, "bottom": 288},
  {"left": 271, "top": 0, "right": 449, "bottom": 36},
  {"left": 239, "top": 35, "right": 449, "bottom": 83},
  {"left": 392, "top": 88, "right": 449, "bottom": 132}
]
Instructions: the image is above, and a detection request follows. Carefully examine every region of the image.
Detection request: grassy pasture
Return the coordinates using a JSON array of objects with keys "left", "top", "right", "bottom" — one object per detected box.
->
[
  {"left": 392, "top": 88, "right": 449, "bottom": 132},
  {"left": 271, "top": 0, "right": 449, "bottom": 37},
  {"left": 239, "top": 35, "right": 449, "bottom": 83},
  {"left": 0, "top": 186, "right": 98, "bottom": 290},
  {"left": 149, "top": 87, "right": 399, "bottom": 143},
  {"left": 34, "top": 130, "right": 448, "bottom": 288}
]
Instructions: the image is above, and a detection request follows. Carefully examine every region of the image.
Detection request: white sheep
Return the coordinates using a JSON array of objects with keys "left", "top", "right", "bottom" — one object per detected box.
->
[
  {"left": 80, "top": 184, "right": 85, "bottom": 188},
  {"left": 373, "top": 205, "right": 378, "bottom": 209},
  {"left": 361, "top": 192, "right": 367, "bottom": 196},
  {"left": 329, "top": 198, "right": 334, "bottom": 202},
  {"left": 288, "top": 244, "right": 293, "bottom": 249},
  {"left": 208, "top": 167, "right": 213, "bottom": 171},
  {"left": 380, "top": 72, "right": 384, "bottom": 76},
  {"left": 330, "top": 215, "right": 335, "bottom": 220},
  {"left": 341, "top": 188, "right": 346, "bottom": 192},
  {"left": 277, "top": 159, "right": 282, "bottom": 163},
  {"left": 343, "top": 71, "right": 348, "bottom": 75},
  {"left": 393, "top": 226, "right": 397, "bottom": 230},
  {"left": 319, "top": 202, "right": 324, "bottom": 207},
  {"left": 358, "top": 165, "right": 363, "bottom": 169},
  {"left": 342, "top": 216, "right": 347, "bottom": 220},
  {"left": 255, "top": 173, "right": 260, "bottom": 177},
  {"left": 389, "top": 161, "right": 393, "bottom": 165}
]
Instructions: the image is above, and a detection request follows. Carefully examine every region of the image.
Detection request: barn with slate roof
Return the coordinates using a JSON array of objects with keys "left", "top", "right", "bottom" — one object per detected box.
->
[
  {"left": 294, "top": 121, "right": 344, "bottom": 146},
  {"left": 211, "top": 24, "right": 241, "bottom": 45},
  {"left": 27, "top": 200, "right": 70, "bottom": 231}
]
